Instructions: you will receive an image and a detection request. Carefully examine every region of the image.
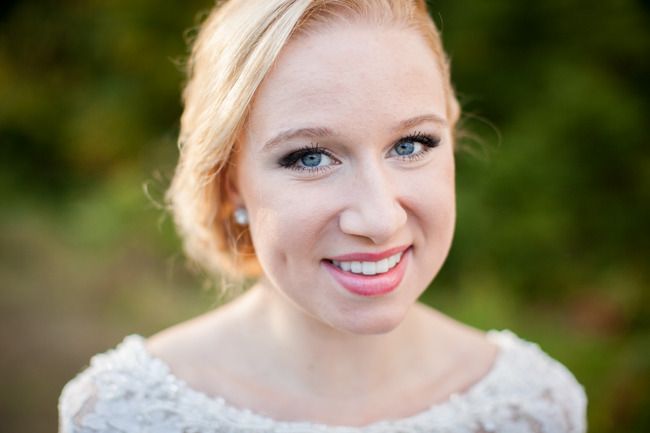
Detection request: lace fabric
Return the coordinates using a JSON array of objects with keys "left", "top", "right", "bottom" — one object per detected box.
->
[{"left": 58, "top": 329, "right": 587, "bottom": 433}]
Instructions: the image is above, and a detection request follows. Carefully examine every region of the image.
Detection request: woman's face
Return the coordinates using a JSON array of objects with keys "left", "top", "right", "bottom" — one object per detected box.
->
[{"left": 235, "top": 22, "right": 455, "bottom": 334}]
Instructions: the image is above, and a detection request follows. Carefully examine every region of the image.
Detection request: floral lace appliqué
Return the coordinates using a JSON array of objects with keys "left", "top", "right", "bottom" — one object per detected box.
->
[{"left": 58, "top": 330, "right": 587, "bottom": 433}]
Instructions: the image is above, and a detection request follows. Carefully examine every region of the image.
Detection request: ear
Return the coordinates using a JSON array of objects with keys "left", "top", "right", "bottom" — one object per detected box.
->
[{"left": 223, "top": 162, "right": 244, "bottom": 209}]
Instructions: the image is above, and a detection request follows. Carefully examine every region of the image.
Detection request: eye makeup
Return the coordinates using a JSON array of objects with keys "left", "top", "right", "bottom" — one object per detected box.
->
[
  {"left": 396, "top": 131, "right": 441, "bottom": 149},
  {"left": 277, "top": 144, "right": 338, "bottom": 172},
  {"left": 390, "top": 131, "right": 441, "bottom": 161},
  {"left": 276, "top": 131, "right": 442, "bottom": 173}
]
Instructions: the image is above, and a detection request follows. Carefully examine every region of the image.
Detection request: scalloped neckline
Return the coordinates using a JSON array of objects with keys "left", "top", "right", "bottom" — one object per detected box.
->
[{"left": 123, "top": 329, "right": 516, "bottom": 431}]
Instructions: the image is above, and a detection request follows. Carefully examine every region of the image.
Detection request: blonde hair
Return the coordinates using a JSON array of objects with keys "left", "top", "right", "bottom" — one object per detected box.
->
[{"left": 167, "top": 0, "right": 461, "bottom": 282}]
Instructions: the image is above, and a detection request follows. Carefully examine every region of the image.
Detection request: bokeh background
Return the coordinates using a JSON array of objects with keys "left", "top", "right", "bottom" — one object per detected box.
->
[{"left": 1, "top": 0, "right": 648, "bottom": 431}]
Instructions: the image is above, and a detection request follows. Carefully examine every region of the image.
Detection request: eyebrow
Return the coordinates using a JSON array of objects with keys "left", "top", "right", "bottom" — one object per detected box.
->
[
  {"left": 261, "top": 113, "right": 447, "bottom": 152},
  {"left": 394, "top": 113, "right": 447, "bottom": 131},
  {"left": 262, "top": 127, "right": 334, "bottom": 152}
]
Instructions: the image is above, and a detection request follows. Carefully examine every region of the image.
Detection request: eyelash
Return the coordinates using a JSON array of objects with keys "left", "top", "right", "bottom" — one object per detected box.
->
[
  {"left": 393, "top": 131, "right": 441, "bottom": 161},
  {"left": 278, "top": 144, "right": 337, "bottom": 174},
  {"left": 278, "top": 132, "right": 441, "bottom": 173}
]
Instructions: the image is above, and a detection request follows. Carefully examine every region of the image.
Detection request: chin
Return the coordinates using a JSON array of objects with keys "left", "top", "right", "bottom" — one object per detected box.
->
[{"left": 332, "top": 304, "right": 409, "bottom": 335}]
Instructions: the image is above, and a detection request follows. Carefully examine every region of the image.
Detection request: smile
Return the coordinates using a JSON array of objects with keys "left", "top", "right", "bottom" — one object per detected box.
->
[
  {"left": 323, "top": 245, "right": 411, "bottom": 297},
  {"left": 331, "top": 251, "right": 403, "bottom": 276}
]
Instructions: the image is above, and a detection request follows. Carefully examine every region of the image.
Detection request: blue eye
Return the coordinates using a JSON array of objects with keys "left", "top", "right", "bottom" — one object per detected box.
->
[
  {"left": 301, "top": 152, "right": 323, "bottom": 167},
  {"left": 278, "top": 145, "right": 338, "bottom": 172},
  {"left": 389, "top": 133, "right": 440, "bottom": 160},
  {"left": 394, "top": 141, "right": 416, "bottom": 156}
]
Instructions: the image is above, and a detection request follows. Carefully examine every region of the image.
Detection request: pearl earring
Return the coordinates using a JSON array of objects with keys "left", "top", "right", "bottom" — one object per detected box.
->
[{"left": 233, "top": 207, "right": 249, "bottom": 226}]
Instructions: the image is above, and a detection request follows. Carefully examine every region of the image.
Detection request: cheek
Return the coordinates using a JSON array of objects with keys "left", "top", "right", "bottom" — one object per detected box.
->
[
  {"left": 243, "top": 176, "right": 337, "bottom": 272},
  {"left": 406, "top": 154, "right": 456, "bottom": 246}
]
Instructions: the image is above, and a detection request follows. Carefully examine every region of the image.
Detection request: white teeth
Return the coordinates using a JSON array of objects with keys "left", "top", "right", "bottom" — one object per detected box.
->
[
  {"left": 376, "top": 258, "right": 389, "bottom": 273},
  {"left": 331, "top": 251, "right": 404, "bottom": 276},
  {"left": 362, "top": 262, "right": 376, "bottom": 275}
]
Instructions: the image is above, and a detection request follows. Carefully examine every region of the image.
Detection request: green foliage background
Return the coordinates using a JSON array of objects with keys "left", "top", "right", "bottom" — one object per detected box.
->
[{"left": 1, "top": 0, "right": 648, "bottom": 431}]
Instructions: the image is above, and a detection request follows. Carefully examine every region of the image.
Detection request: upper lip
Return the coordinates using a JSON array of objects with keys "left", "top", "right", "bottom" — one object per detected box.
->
[{"left": 327, "top": 244, "right": 411, "bottom": 262}]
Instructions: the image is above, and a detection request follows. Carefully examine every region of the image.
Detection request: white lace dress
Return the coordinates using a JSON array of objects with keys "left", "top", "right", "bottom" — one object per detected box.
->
[{"left": 58, "top": 329, "right": 587, "bottom": 433}]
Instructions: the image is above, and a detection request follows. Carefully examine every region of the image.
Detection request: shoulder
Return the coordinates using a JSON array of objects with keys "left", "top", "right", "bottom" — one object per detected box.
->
[
  {"left": 471, "top": 329, "right": 588, "bottom": 433},
  {"left": 58, "top": 335, "right": 193, "bottom": 433}
]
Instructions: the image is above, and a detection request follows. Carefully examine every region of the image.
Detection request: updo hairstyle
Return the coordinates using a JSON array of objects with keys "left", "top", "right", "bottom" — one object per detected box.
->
[{"left": 167, "top": 0, "right": 461, "bottom": 281}]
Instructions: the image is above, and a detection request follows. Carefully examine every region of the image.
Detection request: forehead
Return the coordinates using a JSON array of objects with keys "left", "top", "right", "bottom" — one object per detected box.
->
[{"left": 245, "top": 22, "right": 447, "bottom": 145}]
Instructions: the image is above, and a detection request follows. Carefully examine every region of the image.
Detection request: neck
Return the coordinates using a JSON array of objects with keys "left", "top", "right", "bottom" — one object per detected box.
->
[{"left": 228, "top": 282, "right": 437, "bottom": 399}]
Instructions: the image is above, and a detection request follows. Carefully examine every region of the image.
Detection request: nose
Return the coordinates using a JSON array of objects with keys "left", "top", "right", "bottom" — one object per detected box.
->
[{"left": 338, "top": 163, "right": 407, "bottom": 245}]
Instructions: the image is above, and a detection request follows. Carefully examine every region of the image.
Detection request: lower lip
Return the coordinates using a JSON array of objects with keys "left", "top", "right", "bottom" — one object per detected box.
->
[{"left": 322, "top": 248, "right": 411, "bottom": 297}]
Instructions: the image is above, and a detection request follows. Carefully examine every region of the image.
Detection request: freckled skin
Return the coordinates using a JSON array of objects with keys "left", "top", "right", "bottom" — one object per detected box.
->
[
  {"left": 146, "top": 22, "right": 503, "bottom": 426},
  {"left": 235, "top": 23, "right": 456, "bottom": 335}
]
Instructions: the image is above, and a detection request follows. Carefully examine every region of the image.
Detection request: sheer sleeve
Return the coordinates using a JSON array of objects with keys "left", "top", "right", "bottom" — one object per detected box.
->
[
  {"left": 471, "top": 377, "right": 588, "bottom": 433},
  {"left": 58, "top": 371, "right": 100, "bottom": 433},
  {"left": 57, "top": 336, "right": 190, "bottom": 433},
  {"left": 466, "top": 332, "right": 588, "bottom": 433}
]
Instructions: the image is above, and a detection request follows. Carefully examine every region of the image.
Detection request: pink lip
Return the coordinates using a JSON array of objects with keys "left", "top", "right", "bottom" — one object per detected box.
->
[
  {"left": 322, "top": 246, "right": 411, "bottom": 297},
  {"left": 327, "top": 244, "right": 411, "bottom": 262}
]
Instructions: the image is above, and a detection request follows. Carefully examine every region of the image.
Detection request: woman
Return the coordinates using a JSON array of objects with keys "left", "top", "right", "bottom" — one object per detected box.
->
[{"left": 59, "top": 0, "right": 587, "bottom": 431}]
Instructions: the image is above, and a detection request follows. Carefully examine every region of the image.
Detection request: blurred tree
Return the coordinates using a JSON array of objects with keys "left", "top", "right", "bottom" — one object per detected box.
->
[{"left": 1, "top": 1, "right": 648, "bottom": 432}]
